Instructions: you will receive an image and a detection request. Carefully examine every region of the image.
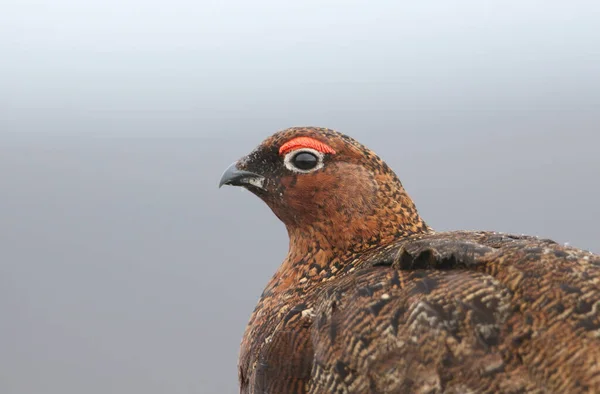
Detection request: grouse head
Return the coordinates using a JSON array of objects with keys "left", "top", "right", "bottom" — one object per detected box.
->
[{"left": 219, "top": 127, "right": 430, "bottom": 253}]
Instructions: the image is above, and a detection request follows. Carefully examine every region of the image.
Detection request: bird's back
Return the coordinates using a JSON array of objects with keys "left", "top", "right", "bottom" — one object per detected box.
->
[{"left": 307, "top": 231, "right": 600, "bottom": 393}]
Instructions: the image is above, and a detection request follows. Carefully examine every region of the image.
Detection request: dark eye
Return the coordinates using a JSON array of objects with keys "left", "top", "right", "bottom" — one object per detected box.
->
[{"left": 292, "top": 152, "right": 318, "bottom": 170}]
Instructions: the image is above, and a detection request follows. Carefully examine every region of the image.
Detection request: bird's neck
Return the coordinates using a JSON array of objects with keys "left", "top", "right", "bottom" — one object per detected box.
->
[
  {"left": 265, "top": 189, "right": 431, "bottom": 296},
  {"left": 288, "top": 179, "right": 430, "bottom": 256}
]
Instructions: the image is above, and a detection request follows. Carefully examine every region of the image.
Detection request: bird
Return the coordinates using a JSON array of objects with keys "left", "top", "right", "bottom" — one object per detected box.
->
[{"left": 219, "top": 127, "right": 600, "bottom": 394}]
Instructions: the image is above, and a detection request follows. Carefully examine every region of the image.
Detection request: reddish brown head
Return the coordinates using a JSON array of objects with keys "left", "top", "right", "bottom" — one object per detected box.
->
[{"left": 220, "top": 127, "right": 431, "bottom": 254}]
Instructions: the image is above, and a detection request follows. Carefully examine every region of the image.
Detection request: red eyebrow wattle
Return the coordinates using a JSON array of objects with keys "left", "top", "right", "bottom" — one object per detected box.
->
[{"left": 279, "top": 137, "right": 336, "bottom": 156}]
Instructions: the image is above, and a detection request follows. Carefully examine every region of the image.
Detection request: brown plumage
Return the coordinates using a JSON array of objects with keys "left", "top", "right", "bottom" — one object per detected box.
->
[{"left": 219, "top": 127, "right": 600, "bottom": 394}]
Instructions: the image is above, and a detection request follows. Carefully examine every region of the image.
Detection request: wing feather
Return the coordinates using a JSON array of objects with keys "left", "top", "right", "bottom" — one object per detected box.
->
[{"left": 308, "top": 231, "right": 600, "bottom": 393}]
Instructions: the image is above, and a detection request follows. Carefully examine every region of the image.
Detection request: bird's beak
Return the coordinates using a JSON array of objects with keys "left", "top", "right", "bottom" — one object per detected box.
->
[{"left": 219, "top": 162, "right": 266, "bottom": 190}]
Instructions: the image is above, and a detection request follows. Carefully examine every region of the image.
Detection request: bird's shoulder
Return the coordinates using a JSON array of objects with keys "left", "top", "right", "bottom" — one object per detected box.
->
[{"left": 307, "top": 231, "right": 600, "bottom": 393}]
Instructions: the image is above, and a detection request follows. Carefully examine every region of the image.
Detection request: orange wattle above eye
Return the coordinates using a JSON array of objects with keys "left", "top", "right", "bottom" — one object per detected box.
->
[{"left": 279, "top": 137, "right": 336, "bottom": 156}]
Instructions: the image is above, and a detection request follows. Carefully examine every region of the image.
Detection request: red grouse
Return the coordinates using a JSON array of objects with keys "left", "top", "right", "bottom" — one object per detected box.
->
[{"left": 219, "top": 127, "right": 600, "bottom": 394}]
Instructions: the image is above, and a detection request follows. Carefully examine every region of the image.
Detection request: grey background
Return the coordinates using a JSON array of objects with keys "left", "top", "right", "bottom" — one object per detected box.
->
[{"left": 1, "top": 1, "right": 599, "bottom": 393}]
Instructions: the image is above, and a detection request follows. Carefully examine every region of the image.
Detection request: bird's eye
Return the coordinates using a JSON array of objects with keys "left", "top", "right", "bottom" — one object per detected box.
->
[
  {"left": 283, "top": 148, "right": 325, "bottom": 173},
  {"left": 292, "top": 152, "right": 318, "bottom": 170}
]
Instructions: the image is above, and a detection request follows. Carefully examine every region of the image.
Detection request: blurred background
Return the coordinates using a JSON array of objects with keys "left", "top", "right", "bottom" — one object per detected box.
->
[{"left": 1, "top": 1, "right": 599, "bottom": 393}]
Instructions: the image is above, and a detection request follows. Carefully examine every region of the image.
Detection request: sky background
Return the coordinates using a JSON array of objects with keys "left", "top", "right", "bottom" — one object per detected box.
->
[{"left": 1, "top": 1, "right": 600, "bottom": 393}]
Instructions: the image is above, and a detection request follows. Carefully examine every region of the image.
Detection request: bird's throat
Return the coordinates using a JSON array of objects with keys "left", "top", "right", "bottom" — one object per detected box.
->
[{"left": 265, "top": 206, "right": 431, "bottom": 295}]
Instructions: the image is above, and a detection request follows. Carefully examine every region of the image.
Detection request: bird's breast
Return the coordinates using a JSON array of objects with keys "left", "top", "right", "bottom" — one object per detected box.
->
[{"left": 239, "top": 293, "right": 316, "bottom": 394}]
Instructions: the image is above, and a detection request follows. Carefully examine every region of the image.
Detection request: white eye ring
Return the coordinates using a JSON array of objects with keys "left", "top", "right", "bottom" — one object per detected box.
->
[{"left": 283, "top": 148, "right": 325, "bottom": 174}]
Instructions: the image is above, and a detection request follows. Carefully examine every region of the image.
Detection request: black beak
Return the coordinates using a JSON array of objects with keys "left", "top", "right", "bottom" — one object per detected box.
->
[{"left": 219, "top": 162, "right": 266, "bottom": 189}]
